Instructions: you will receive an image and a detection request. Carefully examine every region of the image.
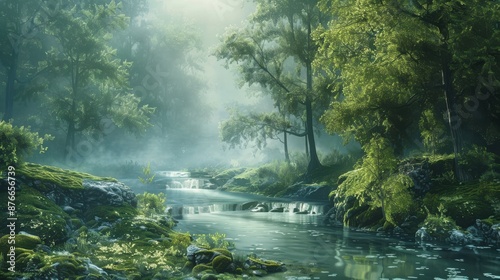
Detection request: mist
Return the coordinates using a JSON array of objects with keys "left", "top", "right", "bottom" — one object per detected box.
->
[{"left": 18, "top": 0, "right": 349, "bottom": 173}]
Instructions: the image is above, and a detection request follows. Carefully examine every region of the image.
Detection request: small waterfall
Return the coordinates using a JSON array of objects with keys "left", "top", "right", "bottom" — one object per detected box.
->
[{"left": 170, "top": 201, "right": 328, "bottom": 218}]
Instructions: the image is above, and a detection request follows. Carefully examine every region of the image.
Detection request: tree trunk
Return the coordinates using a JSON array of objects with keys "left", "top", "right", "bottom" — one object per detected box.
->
[
  {"left": 65, "top": 60, "right": 79, "bottom": 158},
  {"left": 305, "top": 16, "right": 322, "bottom": 175},
  {"left": 284, "top": 130, "right": 290, "bottom": 163},
  {"left": 65, "top": 116, "right": 76, "bottom": 157},
  {"left": 3, "top": 52, "right": 18, "bottom": 121},
  {"left": 305, "top": 96, "right": 321, "bottom": 173},
  {"left": 439, "top": 24, "right": 467, "bottom": 181}
]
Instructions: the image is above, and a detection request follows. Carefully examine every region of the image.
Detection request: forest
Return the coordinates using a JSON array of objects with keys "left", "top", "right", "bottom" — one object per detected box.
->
[{"left": 1, "top": 0, "right": 500, "bottom": 279}]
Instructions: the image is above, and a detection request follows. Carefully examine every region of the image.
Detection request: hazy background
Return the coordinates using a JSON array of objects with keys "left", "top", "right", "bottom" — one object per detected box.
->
[{"left": 5, "top": 0, "right": 353, "bottom": 173}]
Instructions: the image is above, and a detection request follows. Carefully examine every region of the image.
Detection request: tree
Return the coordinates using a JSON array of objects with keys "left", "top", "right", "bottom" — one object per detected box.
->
[
  {"left": 317, "top": 0, "right": 500, "bottom": 180},
  {"left": 0, "top": 0, "right": 53, "bottom": 121},
  {"left": 220, "top": 109, "right": 306, "bottom": 162},
  {"left": 215, "top": 0, "right": 330, "bottom": 176},
  {"left": 44, "top": 1, "right": 152, "bottom": 157}
]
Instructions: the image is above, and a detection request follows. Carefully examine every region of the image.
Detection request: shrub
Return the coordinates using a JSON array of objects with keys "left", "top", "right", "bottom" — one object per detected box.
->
[
  {"left": 0, "top": 121, "right": 53, "bottom": 169},
  {"left": 137, "top": 192, "right": 166, "bottom": 216},
  {"left": 337, "top": 136, "right": 414, "bottom": 225}
]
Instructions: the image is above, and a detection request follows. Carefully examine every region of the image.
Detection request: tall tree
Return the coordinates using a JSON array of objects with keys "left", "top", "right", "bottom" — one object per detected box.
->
[
  {"left": 317, "top": 0, "right": 500, "bottom": 180},
  {"left": 44, "top": 1, "right": 152, "bottom": 157},
  {"left": 0, "top": 0, "right": 53, "bottom": 121},
  {"left": 215, "top": 0, "right": 330, "bottom": 176}
]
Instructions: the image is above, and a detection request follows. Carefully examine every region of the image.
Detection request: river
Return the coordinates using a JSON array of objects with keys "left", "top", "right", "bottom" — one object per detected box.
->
[{"left": 125, "top": 184, "right": 500, "bottom": 280}]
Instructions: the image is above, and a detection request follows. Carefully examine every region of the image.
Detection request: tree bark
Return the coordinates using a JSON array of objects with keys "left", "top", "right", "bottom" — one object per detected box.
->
[
  {"left": 284, "top": 130, "right": 290, "bottom": 162},
  {"left": 305, "top": 11, "right": 322, "bottom": 175},
  {"left": 3, "top": 53, "right": 17, "bottom": 121},
  {"left": 439, "top": 24, "right": 467, "bottom": 181}
]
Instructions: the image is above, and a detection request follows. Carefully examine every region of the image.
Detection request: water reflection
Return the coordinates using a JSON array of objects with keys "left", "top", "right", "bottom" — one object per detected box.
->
[{"left": 124, "top": 187, "right": 500, "bottom": 279}]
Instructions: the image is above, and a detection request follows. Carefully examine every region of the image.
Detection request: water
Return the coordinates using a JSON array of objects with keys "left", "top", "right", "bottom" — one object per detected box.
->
[{"left": 126, "top": 184, "right": 500, "bottom": 279}]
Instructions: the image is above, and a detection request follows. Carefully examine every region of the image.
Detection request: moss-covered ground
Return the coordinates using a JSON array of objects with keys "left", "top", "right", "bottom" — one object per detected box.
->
[{"left": 17, "top": 163, "right": 117, "bottom": 190}]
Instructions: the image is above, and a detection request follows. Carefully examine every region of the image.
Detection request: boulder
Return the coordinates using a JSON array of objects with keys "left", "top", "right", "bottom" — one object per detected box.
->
[
  {"left": 269, "top": 207, "right": 285, "bottom": 213},
  {"left": 282, "top": 183, "right": 331, "bottom": 200},
  {"left": 82, "top": 180, "right": 137, "bottom": 208},
  {"left": 251, "top": 203, "right": 268, "bottom": 212}
]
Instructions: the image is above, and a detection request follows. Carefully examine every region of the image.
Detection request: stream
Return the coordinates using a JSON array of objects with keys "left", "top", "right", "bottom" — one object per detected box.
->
[{"left": 125, "top": 183, "right": 500, "bottom": 280}]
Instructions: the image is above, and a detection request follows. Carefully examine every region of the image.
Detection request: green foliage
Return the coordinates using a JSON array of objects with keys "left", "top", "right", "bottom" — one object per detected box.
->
[
  {"left": 136, "top": 192, "right": 166, "bottom": 217},
  {"left": 220, "top": 110, "right": 296, "bottom": 151},
  {"left": 337, "top": 136, "right": 414, "bottom": 225},
  {"left": 138, "top": 162, "right": 156, "bottom": 184},
  {"left": 193, "top": 232, "right": 234, "bottom": 250},
  {"left": 419, "top": 109, "right": 448, "bottom": 154},
  {"left": 423, "top": 181, "right": 499, "bottom": 228},
  {"left": 215, "top": 0, "right": 329, "bottom": 171},
  {"left": 460, "top": 145, "right": 497, "bottom": 179},
  {"left": 42, "top": 1, "right": 152, "bottom": 153},
  {"left": 0, "top": 121, "right": 53, "bottom": 169},
  {"left": 316, "top": 0, "right": 500, "bottom": 158}
]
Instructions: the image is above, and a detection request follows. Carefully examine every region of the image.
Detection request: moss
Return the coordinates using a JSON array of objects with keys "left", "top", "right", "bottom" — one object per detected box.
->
[
  {"left": 0, "top": 233, "right": 41, "bottom": 257},
  {"left": 109, "top": 216, "right": 172, "bottom": 240},
  {"left": 212, "top": 248, "right": 232, "bottom": 259},
  {"left": 246, "top": 257, "right": 284, "bottom": 272},
  {"left": 44, "top": 254, "right": 86, "bottom": 278},
  {"left": 201, "top": 274, "right": 218, "bottom": 280},
  {"left": 182, "top": 261, "right": 195, "bottom": 272},
  {"left": 192, "top": 264, "right": 214, "bottom": 276},
  {"left": 3, "top": 186, "right": 70, "bottom": 245},
  {"left": 83, "top": 204, "right": 138, "bottom": 223},
  {"left": 18, "top": 163, "right": 117, "bottom": 190},
  {"left": 212, "top": 255, "right": 232, "bottom": 273},
  {"left": 423, "top": 181, "right": 499, "bottom": 227},
  {"left": 421, "top": 214, "right": 458, "bottom": 241}
]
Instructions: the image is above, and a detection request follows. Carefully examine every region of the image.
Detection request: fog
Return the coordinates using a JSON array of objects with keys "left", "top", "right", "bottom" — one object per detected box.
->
[{"left": 4, "top": 0, "right": 352, "bottom": 173}]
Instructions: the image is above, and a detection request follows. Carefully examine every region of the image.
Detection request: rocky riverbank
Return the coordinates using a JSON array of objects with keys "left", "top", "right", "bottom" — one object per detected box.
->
[
  {"left": 0, "top": 163, "right": 304, "bottom": 279},
  {"left": 323, "top": 156, "right": 500, "bottom": 247}
]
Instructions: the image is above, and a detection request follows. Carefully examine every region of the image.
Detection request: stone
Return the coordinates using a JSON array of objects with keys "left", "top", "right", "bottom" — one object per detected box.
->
[
  {"left": 282, "top": 183, "right": 332, "bottom": 200},
  {"left": 251, "top": 203, "right": 268, "bottom": 212},
  {"left": 415, "top": 227, "right": 433, "bottom": 242},
  {"left": 82, "top": 180, "right": 137, "bottom": 208},
  {"left": 186, "top": 245, "right": 202, "bottom": 262},
  {"left": 212, "top": 255, "right": 232, "bottom": 273},
  {"left": 63, "top": 206, "right": 77, "bottom": 214}
]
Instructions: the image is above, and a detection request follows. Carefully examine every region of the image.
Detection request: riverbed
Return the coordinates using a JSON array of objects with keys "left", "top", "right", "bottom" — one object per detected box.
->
[{"left": 126, "top": 185, "right": 500, "bottom": 279}]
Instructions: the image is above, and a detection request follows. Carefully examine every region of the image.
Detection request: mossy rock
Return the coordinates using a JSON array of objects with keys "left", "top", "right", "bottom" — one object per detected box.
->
[
  {"left": 192, "top": 264, "right": 214, "bottom": 275},
  {"left": 109, "top": 217, "right": 172, "bottom": 240},
  {"left": 201, "top": 274, "right": 218, "bottom": 280},
  {"left": 40, "top": 254, "right": 86, "bottom": 278},
  {"left": 2, "top": 187, "right": 70, "bottom": 245},
  {"left": 83, "top": 204, "right": 138, "bottom": 223},
  {"left": 212, "top": 248, "right": 232, "bottom": 260},
  {"left": 18, "top": 163, "right": 117, "bottom": 191},
  {"left": 182, "top": 261, "right": 195, "bottom": 273},
  {"left": 0, "top": 233, "right": 41, "bottom": 256},
  {"left": 423, "top": 181, "right": 499, "bottom": 228},
  {"left": 353, "top": 206, "right": 384, "bottom": 229},
  {"left": 212, "top": 255, "right": 232, "bottom": 273},
  {"left": 246, "top": 257, "right": 285, "bottom": 273}
]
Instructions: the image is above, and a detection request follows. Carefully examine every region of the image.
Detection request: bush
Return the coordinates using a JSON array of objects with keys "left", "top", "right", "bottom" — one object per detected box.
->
[
  {"left": 0, "top": 121, "right": 53, "bottom": 169},
  {"left": 137, "top": 192, "right": 166, "bottom": 216}
]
